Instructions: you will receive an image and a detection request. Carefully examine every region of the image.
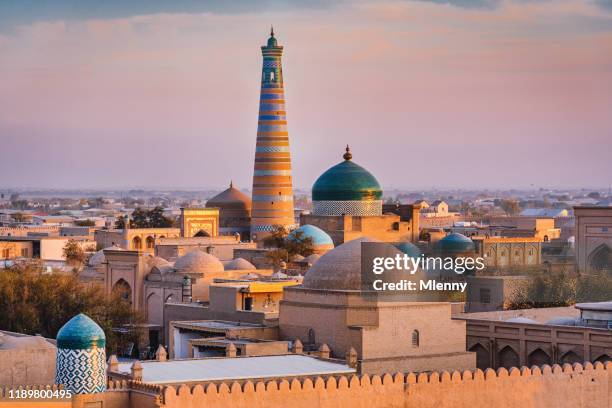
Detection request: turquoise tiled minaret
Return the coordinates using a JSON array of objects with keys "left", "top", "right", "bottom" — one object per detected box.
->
[{"left": 55, "top": 313, "right": 107, "bottom": 394}]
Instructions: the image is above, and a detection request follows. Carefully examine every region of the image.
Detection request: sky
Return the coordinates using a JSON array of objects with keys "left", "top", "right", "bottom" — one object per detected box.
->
[{"left": 0, "top": 0, "right": 611, "bottom": 191}]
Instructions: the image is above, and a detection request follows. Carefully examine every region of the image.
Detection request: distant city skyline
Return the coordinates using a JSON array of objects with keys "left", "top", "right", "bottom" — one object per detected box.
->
[{"left": 1, "top": 0, "right": 611, "bottom": 190}]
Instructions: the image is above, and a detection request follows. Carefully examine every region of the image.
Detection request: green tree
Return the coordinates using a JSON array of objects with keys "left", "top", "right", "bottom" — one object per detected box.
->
[
  {"left": 500, "top": 199, "right": 521, "bottom": 216},
  {"left": 63, "top": 239, "right": 86, "bottom": 267},
  {"left": 75, "top": 219, "right": 96, "bottom": 227},
  {"left": 115, "top": 215, "right": 127, "bottom": 229},
  {"left": 507, "top": 271, "right": 576, "bottom": 309},
  {"left": 131, "top": 207, "right": 148, "bottom": 227},
  {"left": 262, "top": 225, "right": 289, "bottom": 249},
  {"left": 285, "top": 230, "right": 315, "bottom": 258},
  {"left": 147, "top": 206, "right": 173, "bottom": 228},
  {"left": 127, "top": 206, "right": 173, "bottom": 228},
  {"left": 263, "top": 225, "right": 315, "bottom": 262},
  {"left": 0, "top": 263, "right": 144, "bottom": 354},
  {"left": 266, "top": 248, "right": 289, "bottom": 270}
]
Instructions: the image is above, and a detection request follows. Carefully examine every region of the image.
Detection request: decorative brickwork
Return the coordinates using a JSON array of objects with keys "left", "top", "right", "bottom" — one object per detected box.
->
[
  {"left": 312, "top": 200, "right": 383, "bottom": 216},
  {"left": 250, "top": 29, "right": 295, "bottom": 240}
]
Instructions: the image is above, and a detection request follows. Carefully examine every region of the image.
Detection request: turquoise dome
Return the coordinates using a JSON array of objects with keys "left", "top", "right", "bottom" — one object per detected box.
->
[
  {"left": 312, "top": 146, "right": 382, "bottom": 202},
  {"left": 56, "top": 313, "right": 105, "bottom": 350},
  {"left": 289, "top": 225, "right": 334, "bottom": 247},
  {"left": 267, "top": 27, "right": 278, "bottom": 47},
  {"left": 394, "top": 242, "right": 422, "bottom": 259},
  {"left": 437, "top": 233, "right": 475, "bottom": 254}
]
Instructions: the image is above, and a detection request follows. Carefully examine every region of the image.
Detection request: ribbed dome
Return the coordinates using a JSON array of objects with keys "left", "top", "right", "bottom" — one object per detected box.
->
[
  {"left": 174, "top": 250, "right": 224, "bottom": 274},
  {"left": 206, "top": 182, "right": 252, "bottom": 211},
  {"left": 56, "top": 314, "right": 105, "bottom": 350},
  {"left": 312, "top": 148, "right": 382, "bottom": 202},
  {"left": 437, "top": 233, "right": 475, "bottom": 254},
  {"left": 225, "top": 257, "right": 256, "bottom": 271},
  {"left": 289, "top": 225, "right": 334, "bottom": 248}
]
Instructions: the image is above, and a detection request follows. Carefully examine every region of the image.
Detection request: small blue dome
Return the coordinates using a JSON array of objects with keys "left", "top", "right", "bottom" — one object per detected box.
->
[
  {"left": 267, "top": 27, "right": 278, "bottom": 47},
  {"left": 394, "top": 242, "right": 422, "bottom": 259},
  {"left": 437, "top": 233, "right": 475, "bottom": 254},
  {"left": 56, "top": 313, "right": 106, "bottom": 350},
  {"left": 289, "top": 225, "right": 334, "bottom": 247}
]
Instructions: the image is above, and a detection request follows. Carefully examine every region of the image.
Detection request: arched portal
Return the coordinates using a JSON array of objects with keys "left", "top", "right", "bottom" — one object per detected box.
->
[
  {"left": 589, "top": 244, "right": 612, "bottom": 271},
  {"left": 560, "top": 350, "right": 582, "bottom": 365},
  {"left": 528, "top": 348, "right": 551, "bottom": 367},
  {"left": 146, "top": 293, "right": 163, "bottom": 326},
  {"left": 132, "top": 236, "right": 142, "bottom": 250},
  {"left": 308, "top": 328, "right": 316, "bottom": 345},
  {"left": 498, "top": 345, "right": 519, "bottom": 369},
  {"left": 469, "top": 343, "right": 490, "bottom": 369},
  {"left": 194, "top": 230, "right": 210, "bottom": 237},
  {"left": 112, "top": 278, "right": 132, "bottom": 304},
  {"left": 595, "top": 354, "right": 611, "bottom": 364},
  {"left": 146, "top": 236, "right": 155, "bottom": 249}
]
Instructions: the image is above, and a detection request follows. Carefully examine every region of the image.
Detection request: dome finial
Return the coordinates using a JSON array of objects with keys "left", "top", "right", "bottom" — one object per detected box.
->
[
  {"left": 343, "top": 144, "right": 352, "bottom": 161},
  {"left": 270, "top": 25, "right": 274, "bottom": 37},
  {"left": 230, "top": 180, "right": 233, "bottom": 188}
]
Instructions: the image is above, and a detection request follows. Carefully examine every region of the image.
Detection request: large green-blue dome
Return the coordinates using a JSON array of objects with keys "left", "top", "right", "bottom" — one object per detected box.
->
[
  {"left": 56, "top": 313, "right": 106, "bottom": 350},
  {"left": 312, "top": 147, "right": 382, "bottom": 202}
]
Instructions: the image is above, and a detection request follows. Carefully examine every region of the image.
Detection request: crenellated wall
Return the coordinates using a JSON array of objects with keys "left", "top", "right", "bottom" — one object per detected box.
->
[
  {"left": 159, "top": 362, "right": 611, "bottom": 408},
  {"left": 3, "top": 363, "right": 609, "bottom": 408}
]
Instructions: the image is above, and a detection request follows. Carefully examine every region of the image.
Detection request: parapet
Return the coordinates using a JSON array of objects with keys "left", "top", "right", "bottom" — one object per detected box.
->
[{"left": 159, "top": 361, "right": 611, "bottom": 406}]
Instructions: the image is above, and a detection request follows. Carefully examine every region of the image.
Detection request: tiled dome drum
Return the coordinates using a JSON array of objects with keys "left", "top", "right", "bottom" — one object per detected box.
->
[
  {"left": 55, "top": 313, "right": 107, "bottom": 394},
  {"left": 312, "top": 146, "right": 383, "bottom": 216}
]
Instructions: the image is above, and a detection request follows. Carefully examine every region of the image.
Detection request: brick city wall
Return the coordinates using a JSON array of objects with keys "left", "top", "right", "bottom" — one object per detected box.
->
[
  {"left": 2, "top": 362, "right": 609, "bottom": 408},
  {"left": 160, "top": 362, "right": 610, "bottom": 408}
]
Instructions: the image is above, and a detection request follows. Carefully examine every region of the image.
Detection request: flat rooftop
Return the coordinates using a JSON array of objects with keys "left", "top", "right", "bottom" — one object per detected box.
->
[
  {"left": 173, "top": 320, "right": 264, "bottom": 331},
  {"left": 116, "top": 355, "right": 355, "bottom": 384},
  {"left": 576, "top": 301, "right": 612, "bottom": 311},
  {"left": 190, "top": 337, "right": 287, "bottom": 346},
  {"left": 458, "top": 306, "right": 580, "bottom": 323}
]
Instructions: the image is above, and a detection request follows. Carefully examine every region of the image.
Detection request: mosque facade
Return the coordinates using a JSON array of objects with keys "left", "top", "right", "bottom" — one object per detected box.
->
[{"left": 300, "top": 147, "right": 420, "bottom": 245}]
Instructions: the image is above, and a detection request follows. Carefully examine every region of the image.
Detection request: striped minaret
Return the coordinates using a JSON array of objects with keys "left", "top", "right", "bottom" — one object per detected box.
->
[{"left": 250, "top": 28, "right": 295, "bottom": 241}]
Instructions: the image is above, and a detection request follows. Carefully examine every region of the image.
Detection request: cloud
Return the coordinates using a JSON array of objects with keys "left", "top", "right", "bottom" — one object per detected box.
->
[
  {"left": 0, "top": 0, "right": 611, "bottom": 189},
  {"left": 0, "top": 0, "right": 336, "bottom": 32},
  {"left": 412, "top": 0, "right": 501, "bottom": 9}
]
